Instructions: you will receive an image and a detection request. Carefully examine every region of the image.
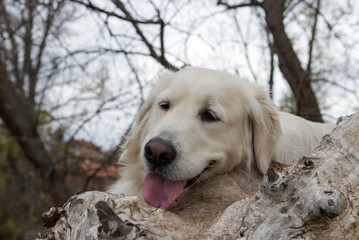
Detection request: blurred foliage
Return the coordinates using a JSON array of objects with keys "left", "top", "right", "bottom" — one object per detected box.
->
[{"left": 0, "top": 126, "right": 52, "bottom": 239}]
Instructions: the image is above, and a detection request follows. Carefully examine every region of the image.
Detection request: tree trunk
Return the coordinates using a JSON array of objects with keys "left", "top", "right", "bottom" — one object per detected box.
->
[
  {"left": 0, "top": 60, "right": 67, "bottom": 206},
  {"left": 262, "top": 0, "right": 323, "bottom": 122},
  {"left": 38, "top": 112, "right": 359, "bottom": 240}
]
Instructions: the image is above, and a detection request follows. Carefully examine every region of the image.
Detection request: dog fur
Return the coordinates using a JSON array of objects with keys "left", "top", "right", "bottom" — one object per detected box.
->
[{"left": 108, "top": 67, "right": 334, "bottom": 205}]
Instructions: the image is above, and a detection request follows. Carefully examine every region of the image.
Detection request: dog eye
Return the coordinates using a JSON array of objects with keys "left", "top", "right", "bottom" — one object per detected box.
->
[
  {"left": 159, "top": 101, "right": 170, "bottom": 111},
  {"left": 200, "top": 109, "right": 219, "bottom": 122}
]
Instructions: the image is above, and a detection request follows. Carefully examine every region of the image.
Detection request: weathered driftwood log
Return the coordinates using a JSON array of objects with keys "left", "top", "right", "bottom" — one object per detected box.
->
[{"left": 37, "top": 113, "right": 359, "bottom": 240}]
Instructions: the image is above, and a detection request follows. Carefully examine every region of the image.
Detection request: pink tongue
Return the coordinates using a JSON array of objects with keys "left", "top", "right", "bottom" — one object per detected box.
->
[{"left": 144, "top": 173, "right": 186, "bottom": 210}]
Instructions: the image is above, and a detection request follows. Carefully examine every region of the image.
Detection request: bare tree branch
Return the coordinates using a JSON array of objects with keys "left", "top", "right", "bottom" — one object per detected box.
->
[
  {"left": 71, "top": 0, "right": 161, "bottom": 24},
  {"left": 232, "top": 13, "right": 258, "bottom": 82},
  {"left": 111, "top": 0, "right": 178, "bottom": 71},
  {"left": 71, "top": 0, "right": 179, "bottom": 71},
  {"left": 23, "top": 0, "right": 35, "bottom": 103},
  {"left": 217, "top": 0, "right": 262, "bottom": 9},
  {"left": 268, "top": 43, "right": 275, "bottom": 99},
  {"left": 0, "top": 1, "right": 22, "bottom": 91},
  {"left": 306, "top": 0, "right": 321, "bottom": 76}
]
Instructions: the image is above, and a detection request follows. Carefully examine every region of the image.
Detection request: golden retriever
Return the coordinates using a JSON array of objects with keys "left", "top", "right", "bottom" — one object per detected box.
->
[{"left": 108, "top": 67, "right": 334, "bottom": 210}]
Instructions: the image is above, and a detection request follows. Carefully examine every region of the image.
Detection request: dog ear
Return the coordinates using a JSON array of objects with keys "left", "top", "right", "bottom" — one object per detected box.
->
[{"left": 247, "top": 84, "right": 281, "bottom": 175}]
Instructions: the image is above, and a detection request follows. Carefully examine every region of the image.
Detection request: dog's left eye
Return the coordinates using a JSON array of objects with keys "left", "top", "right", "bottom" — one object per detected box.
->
[
  {"left": 159, "top": 101, "right": 170, "bottom": 111},
  {"left": 200, "top": 109, "right": 219, "bottom": 122}
]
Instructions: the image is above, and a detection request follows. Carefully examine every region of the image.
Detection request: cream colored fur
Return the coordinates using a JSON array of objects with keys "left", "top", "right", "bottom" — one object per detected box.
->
[{"left": 108, "top": 67, "right": 335, "bottom": 198}]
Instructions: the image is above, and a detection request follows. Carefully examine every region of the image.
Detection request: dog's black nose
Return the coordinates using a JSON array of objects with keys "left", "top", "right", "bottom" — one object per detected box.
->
[{"left": 144, "top": 137, "right": 176, "bottom": 167}]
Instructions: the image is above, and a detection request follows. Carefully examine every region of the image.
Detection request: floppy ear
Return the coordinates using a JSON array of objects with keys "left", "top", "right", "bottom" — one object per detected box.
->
[{"left": 247, "top": 84, "right": 281, "bottom": 175}]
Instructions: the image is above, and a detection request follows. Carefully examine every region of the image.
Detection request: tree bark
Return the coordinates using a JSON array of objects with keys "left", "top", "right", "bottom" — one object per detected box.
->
[
  {"left": 262, "top": 0, "right": 323, "bottom": 122},
  {"left": 38, "top": 113, "right": 359, "bottom": 239}
]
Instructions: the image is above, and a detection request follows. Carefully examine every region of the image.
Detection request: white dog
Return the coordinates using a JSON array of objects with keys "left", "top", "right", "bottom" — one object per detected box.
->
[{"left": 108, "top": 67, "right": 334, "bottom": 210}]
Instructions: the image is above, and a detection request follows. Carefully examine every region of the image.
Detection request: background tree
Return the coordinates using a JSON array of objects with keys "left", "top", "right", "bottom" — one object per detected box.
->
[
  {"left": 218, "top": 0, "right": 324, "bottom": 121},
  {"left": 0, "top": 0, "right": 70, "bottom": 206},
  {"left": 0, "top": 1, "right": 140, "bottom": 238}
]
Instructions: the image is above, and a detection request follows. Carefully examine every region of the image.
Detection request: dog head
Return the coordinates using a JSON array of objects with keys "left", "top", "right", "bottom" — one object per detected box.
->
[{"left": 120, "top": 67, "right": 281, "bottom": 209}]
